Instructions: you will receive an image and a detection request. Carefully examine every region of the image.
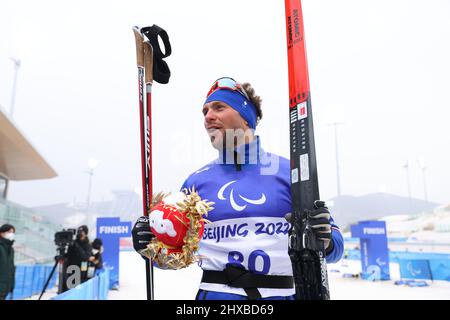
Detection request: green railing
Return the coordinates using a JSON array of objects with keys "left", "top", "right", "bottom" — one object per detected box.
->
[{"left": 0, "top": 198, "right": 62, "bottom": 264}]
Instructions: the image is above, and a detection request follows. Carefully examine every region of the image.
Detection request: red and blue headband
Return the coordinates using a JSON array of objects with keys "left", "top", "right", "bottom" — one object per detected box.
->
[{"left": 204, "top": 77, "right": 258, "bottom": 129}]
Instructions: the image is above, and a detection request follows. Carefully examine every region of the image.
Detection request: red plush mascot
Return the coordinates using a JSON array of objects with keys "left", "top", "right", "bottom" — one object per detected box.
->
[{"left": 143, "top": 188, "right": 213, "bottom": 269}]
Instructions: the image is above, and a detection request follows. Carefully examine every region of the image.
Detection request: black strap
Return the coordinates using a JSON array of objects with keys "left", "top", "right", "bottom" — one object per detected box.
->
[
  {"left": 141, "top": 24, "right": 171, "bottom": 58},
  {"left": 141, "top": 24, "right": 171, "bottom": 84},
  {"left": 201, "top": 265, "right": 294, "bottom": 300},
  {"left": 234, "top": 151, "right": 242, "bottom": 171}
]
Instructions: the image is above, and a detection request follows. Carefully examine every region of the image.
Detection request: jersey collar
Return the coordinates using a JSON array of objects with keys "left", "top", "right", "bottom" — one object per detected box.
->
[{"left": 217, "top": 135, "right": 264, "bottom": 168}]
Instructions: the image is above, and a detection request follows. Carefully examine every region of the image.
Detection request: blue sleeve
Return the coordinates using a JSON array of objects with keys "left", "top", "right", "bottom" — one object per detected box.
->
[{"left": 325, "top": 221, "right": 344, "bottom": 264}]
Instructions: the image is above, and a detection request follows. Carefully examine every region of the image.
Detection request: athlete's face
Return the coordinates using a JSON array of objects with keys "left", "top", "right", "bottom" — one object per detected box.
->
[{"left": 202, "top": 101, "right": 250, "bottom": 149}]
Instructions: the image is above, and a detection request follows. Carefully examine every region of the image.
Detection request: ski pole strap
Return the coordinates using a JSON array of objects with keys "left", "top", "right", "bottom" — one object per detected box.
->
[
  {"left": 141, "top": 24, "right": 171, "bottom": 84},
  {"left": 201, "top": 265, "right": 294, "bottom": 300}
]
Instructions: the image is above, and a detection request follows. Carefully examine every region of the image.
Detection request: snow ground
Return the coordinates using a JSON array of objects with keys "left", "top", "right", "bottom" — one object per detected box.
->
[
  {"left": 108, "top": 251, "right": 450, "bottom": 300},
  {"left": 108, "top": 250, "right": 201, "bottom": 300}
]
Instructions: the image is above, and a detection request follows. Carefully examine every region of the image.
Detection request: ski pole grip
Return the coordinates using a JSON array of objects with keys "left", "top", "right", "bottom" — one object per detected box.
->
[
  {"left": 144, "top": 41, "right": 154, "bottom": 84},
  {"left": 133, "top": 26, "right": 144, "bottom": 67}
]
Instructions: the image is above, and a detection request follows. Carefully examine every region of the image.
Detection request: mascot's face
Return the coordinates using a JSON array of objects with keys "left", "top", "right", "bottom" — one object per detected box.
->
[{"left": 149, "top": 210, "right": 177, "bottom": 237}]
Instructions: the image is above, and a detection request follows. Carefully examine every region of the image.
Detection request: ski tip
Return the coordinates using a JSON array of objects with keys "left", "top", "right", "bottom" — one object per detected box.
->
[{"left": 132, "top": 25, "right": 142, "bottom": 33}]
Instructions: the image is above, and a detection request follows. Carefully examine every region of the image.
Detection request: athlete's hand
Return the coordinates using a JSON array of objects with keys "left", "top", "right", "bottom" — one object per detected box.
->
[
  {"left": 132, "top": 216, "right": 154, "bottom": 255},
  {"left": 308, "top": 200, "right": 332, "bottom": 250},
  {"left": 284, "top": 201, "right": 333, "bottom": 252}
]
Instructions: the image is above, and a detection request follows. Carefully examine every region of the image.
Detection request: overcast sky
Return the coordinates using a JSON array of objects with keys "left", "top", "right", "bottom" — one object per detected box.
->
[{"left": 1, "top": 0, "right": 449, "bottom": 209}]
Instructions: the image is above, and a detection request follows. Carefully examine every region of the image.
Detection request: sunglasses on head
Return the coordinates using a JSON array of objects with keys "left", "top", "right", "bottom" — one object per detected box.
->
[{"left": 206, "top": 77, "right": 250, "bottom": 101}]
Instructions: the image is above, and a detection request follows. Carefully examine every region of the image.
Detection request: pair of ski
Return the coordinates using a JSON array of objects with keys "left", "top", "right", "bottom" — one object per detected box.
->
[
  {"left": 132, "top": 25, "right": 171, "bottom": 301},
  {"left": 133, "top": 0, "right": 329, "bottom": 301}
]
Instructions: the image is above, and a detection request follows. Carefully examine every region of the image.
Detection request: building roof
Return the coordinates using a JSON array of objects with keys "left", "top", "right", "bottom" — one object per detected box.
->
[{"left": 0, "top": 107, "right": 57, "bottom": 180}]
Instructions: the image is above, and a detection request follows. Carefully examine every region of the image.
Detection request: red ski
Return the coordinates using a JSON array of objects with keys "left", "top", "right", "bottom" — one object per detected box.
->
[{"left": 285, "top": 0, "right": 330, "bottom": 300}]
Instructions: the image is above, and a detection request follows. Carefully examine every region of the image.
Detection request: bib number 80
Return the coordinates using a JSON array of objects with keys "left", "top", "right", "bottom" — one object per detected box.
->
[{"left": 227, "top": 250, "right": 271, "bottom": 275}]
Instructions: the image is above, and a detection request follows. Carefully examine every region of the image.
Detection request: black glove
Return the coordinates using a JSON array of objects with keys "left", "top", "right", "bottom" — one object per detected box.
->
[
  {"left": 308, "top": 200, "right": 332, "bottom": 252},
  {"left": 132, "top": 216, "right": 154, "bottom": 254}
]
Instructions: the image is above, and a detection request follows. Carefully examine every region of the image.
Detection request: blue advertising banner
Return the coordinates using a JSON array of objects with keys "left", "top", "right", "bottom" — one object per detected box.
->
[
  {"left": 96, "top": 217, "right": 132, "bottom": 289},
  {"left": 429, "top": 259, "right": 450, "bottom": 281},
  {"left": 351, "top": 220, "right": 390, "bottom": 280},
  {"left": 398, "top": 259, "right": 432, "bottom": 280}
]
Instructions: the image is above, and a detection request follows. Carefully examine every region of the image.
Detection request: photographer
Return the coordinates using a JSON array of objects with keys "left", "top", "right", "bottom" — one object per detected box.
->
[{"left": 62, "top": 225, "right": 95, "bottom": 292}]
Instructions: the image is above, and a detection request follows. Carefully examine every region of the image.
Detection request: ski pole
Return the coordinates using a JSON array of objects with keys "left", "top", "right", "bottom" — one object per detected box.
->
[
  {"left": 133, "top": 26, "right": 154, "bottom": 300},
  {"left": 143, "top": 39, "right": 154, "bottom": 205},
  {"left": 133, "top": 23, "right": 171, "bottom": 301},
  {"left": 143, "top": 37, "right": 155, "bottom": 301}
]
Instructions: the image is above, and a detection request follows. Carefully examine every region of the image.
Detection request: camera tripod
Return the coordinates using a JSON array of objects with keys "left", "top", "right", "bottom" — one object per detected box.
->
[{"left": 38, "top": 246, "right": 67, "bottom": 300}]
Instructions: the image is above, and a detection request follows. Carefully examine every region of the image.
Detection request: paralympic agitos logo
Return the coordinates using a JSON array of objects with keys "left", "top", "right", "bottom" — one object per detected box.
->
[{"left": 217, "top": 180, "right": 266, "bottom": 212}]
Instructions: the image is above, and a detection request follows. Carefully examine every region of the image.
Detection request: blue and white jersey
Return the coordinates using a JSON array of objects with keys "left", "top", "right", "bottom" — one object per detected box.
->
[{"left": 181, "top": 137, "right": 343, "bottom": 298}]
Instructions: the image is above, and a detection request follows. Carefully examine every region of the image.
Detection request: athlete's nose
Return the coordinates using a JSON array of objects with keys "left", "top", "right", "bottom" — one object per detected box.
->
[{"left": 204, "top": 108, "right": 217, "bottom": 123}]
